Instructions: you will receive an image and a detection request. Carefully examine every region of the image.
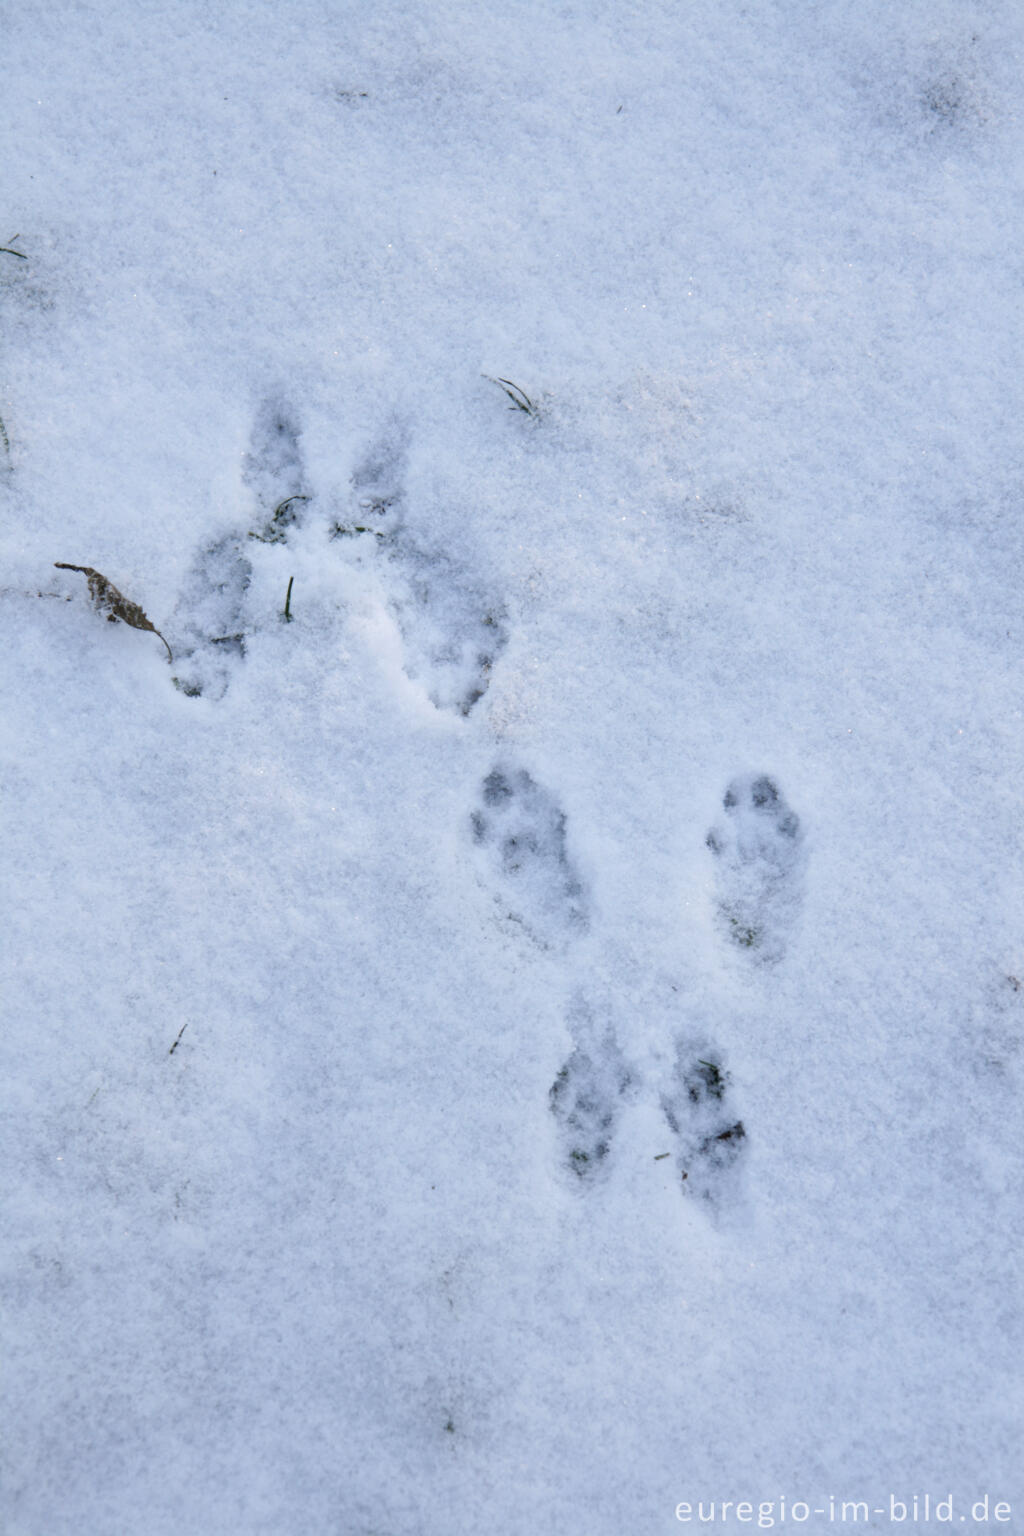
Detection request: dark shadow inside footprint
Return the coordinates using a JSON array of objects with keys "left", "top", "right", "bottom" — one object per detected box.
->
[
  {"left": 707, "top": 772, "right": 804, "bottom": 964},
  {"left": 482, "top": 769, "right": 513, "bottom": 809},
  {"left": 471, "top": 766, "right": 587, "bottom": 942},
  {"left": 388, "top": 542, "right": 508, "bottom": 716},
  {"left": 550, "top": 1034, "right": 634, "bottom": 1184},
  {"left": 684, "top": 1057, "right": 728, "bottom": 1104},
  {"left": 662, "top": 1043, "right": 746, "bottom": 1206},
  {"left": 245, "top": 399, "right": 309, "bottom": 543},
  {"left": 329, "top": 427, "right": 406, "bottom": 543},
  {"left": 695, "top": 1120, "right": 746, "bottom": 1171},
  {"left": 334, "top": 423, "right": 507, "bottom": 714},
  {"left": 346, "top": 420, "right": 409, "bottom": 530},
  {"left": 171, "top": 533, "right": 252, "bottom": 699}
]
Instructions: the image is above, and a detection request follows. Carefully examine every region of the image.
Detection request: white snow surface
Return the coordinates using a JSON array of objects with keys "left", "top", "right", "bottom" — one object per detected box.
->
[{"left": 2, "top": 1, "right": 1022, "bottom": 1532}]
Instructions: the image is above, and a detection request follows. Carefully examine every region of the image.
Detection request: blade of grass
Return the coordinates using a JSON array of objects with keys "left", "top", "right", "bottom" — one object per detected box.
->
[{"left": 483, "top": 375, "right": 537, "bottom": 416}]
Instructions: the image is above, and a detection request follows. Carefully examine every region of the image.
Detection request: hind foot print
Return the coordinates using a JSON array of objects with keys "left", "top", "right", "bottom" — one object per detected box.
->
[
  {"left": 661, "top": 1047, "right": 746, "bottom": 1206},
  {"left": 706, "top": 773, "right": 804, "bottom": 965},
  {"left": 389, "top": 548, "right": 508, "bottom": 715},
  {"left": 470, "top": 765, "right": 587, "bottom": 944},
  {"left": 334, "top": 423, "right": 507, "bottom": 714},
  {"left": 549, "top": 1034, "right": 634, "bottom": 1185}
]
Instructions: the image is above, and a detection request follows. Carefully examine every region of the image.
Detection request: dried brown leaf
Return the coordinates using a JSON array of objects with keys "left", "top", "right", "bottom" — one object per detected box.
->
[{"left": 55, "top": 563, "right": 172, "bottom": 662}]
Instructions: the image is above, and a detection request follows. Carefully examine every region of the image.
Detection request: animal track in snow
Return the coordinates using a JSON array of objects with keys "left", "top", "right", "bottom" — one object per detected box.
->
[
  {"left": 245, "top": 398, "right": 310, "bottom": 545},
  {"left": 470, "top": 765, "right": 587, "bottom": 943},
  {"left": 388, "top": 543, "right": 508, "bottom": 716},
  {"left": 171, "top": 399, "right": 309, "bottom": 698},
  {"left": 334, "top": 423, "right": 508, "bottom": 716},
  {"left": 339, "top": 420, "right": 409, "bottom": 534},
  {"left": 170, "top": 533, "right": 253, "bottom": 699},
  {"left": 706, "top": 773, "right": 804, "bottom": 964},
  {"left": 549, "top": 1012, "right": 634, "bottom": 1184},
  {"left": 661, "top": 1044, "right": 746, "bottom": 1206}
]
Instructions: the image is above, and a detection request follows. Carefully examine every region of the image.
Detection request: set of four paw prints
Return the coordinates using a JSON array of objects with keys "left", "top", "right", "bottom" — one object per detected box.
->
[
  {"left": 476, "top": 767, "right": 804, "bottom": 1209},
  {"left": 174, "top": 403, "right": 805, "bottom": 1211},
  {"left": 171, "top": 402, "right": 507, "bottom": 712}
]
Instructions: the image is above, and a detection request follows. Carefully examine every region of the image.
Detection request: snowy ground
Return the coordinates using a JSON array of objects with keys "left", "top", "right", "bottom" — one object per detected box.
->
[{"left": 2, "top": 2, "right": 1023, "bottom": 1532}]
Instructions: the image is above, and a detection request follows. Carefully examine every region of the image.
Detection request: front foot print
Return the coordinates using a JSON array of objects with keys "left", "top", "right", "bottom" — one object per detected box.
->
[
  {"left": 706, "top": 773, "right": 804, "bottom": 965},
  {"left": 470, "top": 764, "right": 588, "bottom": 945}
]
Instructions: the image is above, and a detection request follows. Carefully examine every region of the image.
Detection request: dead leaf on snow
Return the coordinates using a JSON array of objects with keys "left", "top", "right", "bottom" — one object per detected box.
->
[{"left": 54, "top": 563, "right": 172, "bottom": 662}]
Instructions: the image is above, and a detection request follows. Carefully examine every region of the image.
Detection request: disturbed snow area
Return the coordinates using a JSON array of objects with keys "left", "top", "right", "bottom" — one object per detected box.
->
[{"left": 2, "top": 2, "right": 1022, "bottom": 1533}]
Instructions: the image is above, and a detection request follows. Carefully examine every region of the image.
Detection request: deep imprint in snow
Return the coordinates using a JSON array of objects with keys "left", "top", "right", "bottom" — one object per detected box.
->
[
  {"left": 171, "top": 398, "right": 307, "bottom": 698},
  {"left": 172, "top": 407, "right": 508, "bottom": 711},
  {"left": 660, "top": 1045, "right": 746, "bottom": 1205},
  {"left": 384, "top": 539, "right": 508, "bottom": 716},
  {"left": 469, "top": 764, "right": 588, "bottom": 942},
  {"left": 705, "top": 773, "right": 804, "bottom": 964},
  {"left": 244, "top": 397, "right": 310, "bottom": 545},
  {"left": 336, "top": 421, "right": 509, "bottom": 716},
  {"left": 170, "top": 532, "right": 253, "bottom": 699},
  {"left": 549, "top": 1026, "right": 635, "bottom": 1184},
  {"left": 341, "top": 419, "right": 409, "bottom": 533}
]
